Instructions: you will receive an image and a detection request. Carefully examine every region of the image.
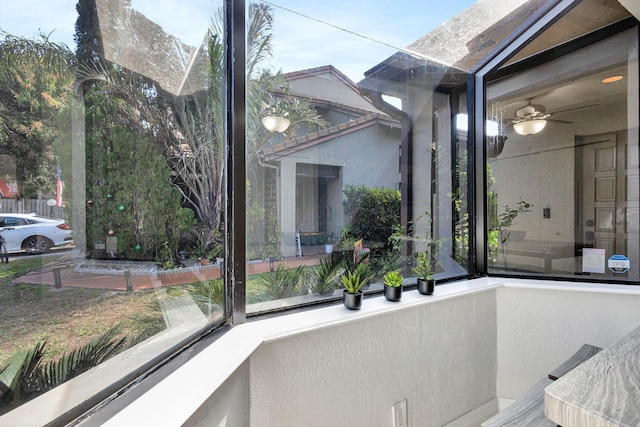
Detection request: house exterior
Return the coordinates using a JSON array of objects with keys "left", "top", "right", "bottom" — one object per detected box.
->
[{"left": 259, "top": 66, "right": 401, "bottom": 257}]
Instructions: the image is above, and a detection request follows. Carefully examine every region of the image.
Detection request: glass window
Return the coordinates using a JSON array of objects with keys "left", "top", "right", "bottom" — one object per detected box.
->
[
  {"left": 245, "top": 1, "right": 476, "bottom": 313},
  {"left": 0, "top": 0, "right": 225, "bottom": 418},
  {"left": 486, "top": 17, "right": 639, "bottom": 282}
]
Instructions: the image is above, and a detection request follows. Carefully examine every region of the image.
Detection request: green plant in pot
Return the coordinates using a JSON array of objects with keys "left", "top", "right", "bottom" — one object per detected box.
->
[
  {"left": 382, "top": 270, "right": 403, "bottom": 302},
  {"left": 340, "top": 269, "right": 368, "bottom": 310},
  {"left": 412, "top": 251, "right": 435, "bottom": 295}
]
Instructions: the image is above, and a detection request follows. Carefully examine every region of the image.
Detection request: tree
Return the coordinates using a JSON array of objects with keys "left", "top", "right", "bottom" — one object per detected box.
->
[
  {"left": 75, "top": 2, "right": 327, "bottom": 251},
  {"left": 0, "top": 32, "right": 75, "bottom": 199},
  {"left": 83, "top": 107, "right": 195, "bottom": 261}
]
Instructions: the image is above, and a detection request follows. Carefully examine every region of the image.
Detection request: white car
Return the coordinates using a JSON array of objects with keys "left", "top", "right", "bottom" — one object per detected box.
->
[{"left": 0, "top": 213, "right": 74, "bottom": 254}]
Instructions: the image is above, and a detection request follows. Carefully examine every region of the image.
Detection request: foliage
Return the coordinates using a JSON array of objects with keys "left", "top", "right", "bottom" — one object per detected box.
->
[
  {"left": 493, "top": 199, "right": 533, "bottom": 267},
  {"left": 382, "top": 270, "right": 403, "bottom": 288},
  {"left": 0, "top": 32, "right": 75, "bottom": 199},
  {"left": 308, "top": 253, "right": 344, "bottom": 294},
  {"left": 340, "top": 270, "right": 368, "bottom": 294},
  {"left": 390, "top": 212, "right": 442, "bottom": 280},
  {"left": 342, "top": 185, "right": 401, "bottom": 246},
  {"left": 0, "top": 326, "right": 127, "bottom": 414},
  {"left": 182, "top": 223, "right": 223, "bottom": 260},
  {"left": 185, "top": 279, "right": 224, "bottom": 320},
  {"left": 412, "top": 251, "right": 435, "bottom": 281},
  {"left": 449, "top": 187, "right": 470, "bottom": 266},
  {"left": 85, "top": 124, "right": 195, "bottom": 261},
  {"left": 258, "top": 263, "right": 306, "bottom": 300},
  {"left": 75, "top": 3, "right": 327, "bottom": 252},
  {"left": 246, "top": 181, "right": 282, "bottom": 260}
]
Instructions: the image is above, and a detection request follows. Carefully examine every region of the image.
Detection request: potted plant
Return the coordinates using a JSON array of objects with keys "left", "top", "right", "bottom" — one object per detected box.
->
[
  {"left": 382, "top": 270, "right": 403, "bottom": 302},
  {"left": 340, "top": 270, "right": 368, "bottom": 310},
  {"left": 412, "top": 252, "right": 435, "bottom": 295}
]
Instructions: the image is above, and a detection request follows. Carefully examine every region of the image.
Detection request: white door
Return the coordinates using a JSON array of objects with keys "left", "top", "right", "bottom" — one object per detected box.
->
[{"left": 577, "top": 132, "right": 639, "bottom": 280}]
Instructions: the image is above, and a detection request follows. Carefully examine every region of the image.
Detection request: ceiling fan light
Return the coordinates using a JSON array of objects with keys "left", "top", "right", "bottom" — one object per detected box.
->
[{"left": 514, "top": 119, "right": 547, "bottom": 135}]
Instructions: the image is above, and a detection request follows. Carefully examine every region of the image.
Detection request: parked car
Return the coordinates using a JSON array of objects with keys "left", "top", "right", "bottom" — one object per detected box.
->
[{"left": 0, "top": 213, "right": 74, "bottom": 254}]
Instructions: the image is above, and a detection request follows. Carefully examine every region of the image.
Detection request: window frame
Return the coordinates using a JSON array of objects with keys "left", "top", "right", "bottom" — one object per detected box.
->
[{"left": 471, "top": 0, "right": 640, "bottom": 284}]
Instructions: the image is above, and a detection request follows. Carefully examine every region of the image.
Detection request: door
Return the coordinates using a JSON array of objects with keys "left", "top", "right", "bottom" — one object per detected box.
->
[{"left": 576, "top": 132, "right": 639, "bottom": 279}]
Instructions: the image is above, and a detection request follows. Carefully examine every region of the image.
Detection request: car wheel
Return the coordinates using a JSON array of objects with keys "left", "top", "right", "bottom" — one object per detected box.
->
[{"left": 23, "top": 236, "right": 51, "bottom": 254}]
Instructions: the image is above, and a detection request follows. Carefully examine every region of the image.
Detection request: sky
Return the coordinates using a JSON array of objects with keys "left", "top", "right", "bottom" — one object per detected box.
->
[{"left": 0, "top": 0, "right": 476, "bottom": 83}]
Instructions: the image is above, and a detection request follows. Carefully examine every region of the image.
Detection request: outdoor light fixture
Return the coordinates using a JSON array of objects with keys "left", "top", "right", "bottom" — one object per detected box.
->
[
  {"left": 262, "top": 116, "right": 290, "bottom": 133},
  {"left": 513, "top": 119, "right": 547, "bottom": 135}
]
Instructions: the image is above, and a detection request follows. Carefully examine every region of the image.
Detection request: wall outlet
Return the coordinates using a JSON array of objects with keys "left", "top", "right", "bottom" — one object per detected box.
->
[{"left": 393, "top": 399, "right": 408, "bottom": 427}]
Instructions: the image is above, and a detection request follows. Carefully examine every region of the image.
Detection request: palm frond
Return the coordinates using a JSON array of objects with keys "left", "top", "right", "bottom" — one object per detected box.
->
[{"left": 39, "top": 325, "right": 127, "bottom": 389}]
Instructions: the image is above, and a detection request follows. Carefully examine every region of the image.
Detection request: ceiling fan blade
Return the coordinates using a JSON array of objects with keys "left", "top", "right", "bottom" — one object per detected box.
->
[
  {"left": 548, "top": 103, "right": 598, "bottom": 115},
  {"left": 547, "top": 118, "right": 573, "bottom": 124}
]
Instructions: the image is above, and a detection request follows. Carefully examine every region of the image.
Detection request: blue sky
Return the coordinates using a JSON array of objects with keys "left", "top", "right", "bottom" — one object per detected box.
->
[{"left": 0, "top": 0, "right": 476, "bottom": 82}]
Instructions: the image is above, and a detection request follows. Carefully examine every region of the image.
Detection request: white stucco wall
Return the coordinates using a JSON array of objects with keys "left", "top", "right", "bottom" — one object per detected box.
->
[
  {"left": 184, "top": 361, "right": 250, "bottom": 427},
  {"left": 248, "top": 288, "right": 497, "bottom": 427},
  {"left": 495, "top": 280, "right": 640, "bottom": 401}
]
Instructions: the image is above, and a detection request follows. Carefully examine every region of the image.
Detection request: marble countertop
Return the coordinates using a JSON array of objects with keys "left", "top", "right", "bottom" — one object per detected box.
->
[{"left": 545, "top": 325, "right": 640, "bottom": 426}]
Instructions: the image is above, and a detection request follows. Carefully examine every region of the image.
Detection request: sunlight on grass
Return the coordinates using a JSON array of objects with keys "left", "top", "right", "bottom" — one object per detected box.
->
[{"left": 0, "top": 257, "right": 58, "bottom": 281}]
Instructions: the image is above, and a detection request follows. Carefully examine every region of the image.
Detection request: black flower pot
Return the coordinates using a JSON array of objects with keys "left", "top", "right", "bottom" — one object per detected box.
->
[
  {"left": 384, "top": 285, "right": 403, "bottom": 302},
  {"left": 417, "top": 278, "right": 435, "bottom": 295},
  {"left": 343, "top": 290, "right": 363, "bottom": 310}
]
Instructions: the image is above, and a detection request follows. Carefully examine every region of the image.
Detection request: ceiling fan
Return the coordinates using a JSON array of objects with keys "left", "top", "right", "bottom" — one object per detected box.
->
[{"left": 510, "top": 98, "right": 597, "bottom": 135}]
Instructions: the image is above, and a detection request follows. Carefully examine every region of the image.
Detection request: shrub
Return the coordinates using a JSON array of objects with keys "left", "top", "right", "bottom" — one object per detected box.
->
[{"left": 342, "top": 185, "right": 400, "bottom": 246}]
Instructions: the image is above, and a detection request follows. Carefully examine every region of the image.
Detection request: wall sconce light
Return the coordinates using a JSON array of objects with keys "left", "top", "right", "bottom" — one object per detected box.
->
[
  {"left": 513, "top": 119, "right": 547, "bottom": 136},
  {"left": 262, "top": 116, "right": 290, "bottom": 133}
]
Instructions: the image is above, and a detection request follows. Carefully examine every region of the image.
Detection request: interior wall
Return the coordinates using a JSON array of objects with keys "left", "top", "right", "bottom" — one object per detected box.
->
[
  {"left": 248, "top": 290, "right": 497, "bottom": 427},
  {"left": 495, "top": 284, "right": 640, "bottom": 400},
  {"left": 184, "top": 361, "right": 250, "bottom": 427}
]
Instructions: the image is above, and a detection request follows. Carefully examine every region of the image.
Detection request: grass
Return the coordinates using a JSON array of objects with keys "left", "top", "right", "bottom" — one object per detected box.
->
[{"left": 0, "top": 257, "right": 163, "bottom": 367}]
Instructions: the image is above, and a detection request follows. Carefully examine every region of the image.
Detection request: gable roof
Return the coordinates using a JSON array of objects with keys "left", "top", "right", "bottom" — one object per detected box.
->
[
  {"left": 282, "top": 65, "right": 378, "bottom": 110},
  {"left": 261, "top": 109, "right": 399, "bottom": 161},
  {"left": 283, "top": 65, "right": 362, "bottom": 95}
]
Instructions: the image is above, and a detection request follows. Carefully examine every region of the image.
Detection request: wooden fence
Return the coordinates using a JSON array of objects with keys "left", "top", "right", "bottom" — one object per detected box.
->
[{"left": 0, "top": 198, "right": 67, "bottom": 219}]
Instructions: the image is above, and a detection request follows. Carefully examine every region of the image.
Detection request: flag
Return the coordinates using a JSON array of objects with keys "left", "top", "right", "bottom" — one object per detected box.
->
[{"left": 56, "top": 163, "right": 64, "bottom": 207}]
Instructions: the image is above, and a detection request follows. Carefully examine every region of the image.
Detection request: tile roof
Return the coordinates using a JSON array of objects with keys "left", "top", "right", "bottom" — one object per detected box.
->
[{"left": 260, "top": 111, "right": 400, "bottom": 161}]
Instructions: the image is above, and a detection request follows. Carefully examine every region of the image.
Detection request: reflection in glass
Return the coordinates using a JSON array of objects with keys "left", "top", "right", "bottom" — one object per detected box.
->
[
  {"left": 486, "top": 24, "right": 639, "bottom": 281},
  {"left": 246, "top": 1, "right": 473, "bottom": 313},
  {"left": 0, "top": 0, "right": 225, "bottom": 418}
]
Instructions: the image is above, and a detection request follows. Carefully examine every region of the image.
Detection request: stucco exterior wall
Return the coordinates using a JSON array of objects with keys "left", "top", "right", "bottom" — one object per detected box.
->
[{"left": 278, "top": 124, "right": 400, "bottom": 257}]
